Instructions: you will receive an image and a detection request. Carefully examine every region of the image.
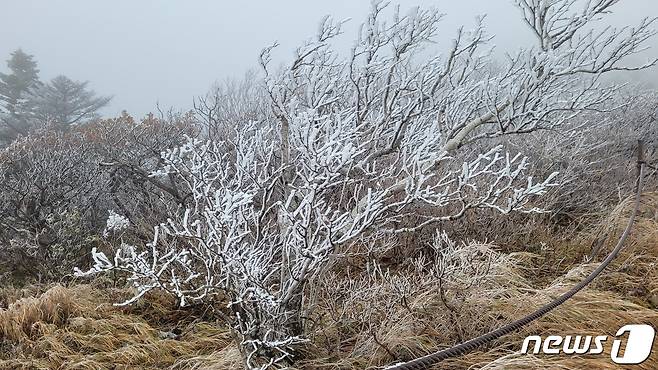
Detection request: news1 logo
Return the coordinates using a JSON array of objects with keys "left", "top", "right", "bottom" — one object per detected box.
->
[{"left": 521, "top": 324, "right": 656, "bottom": 364}]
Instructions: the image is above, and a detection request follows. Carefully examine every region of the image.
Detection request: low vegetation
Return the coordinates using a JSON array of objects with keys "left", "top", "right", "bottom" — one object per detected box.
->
[
  {"left": 1, "top": 0, "right": 657, "bottom": 369},
  {"left": 1, "top": 192, "right": 657, "bottom": 369}
]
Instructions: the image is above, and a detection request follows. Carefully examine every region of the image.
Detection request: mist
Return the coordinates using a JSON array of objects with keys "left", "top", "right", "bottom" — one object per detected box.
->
[
  {"left": 2, "top": 0, "right": 656, "bottom": 118},
  {"left": 3, "top": 2, "right": 658, "bottom": 369}
]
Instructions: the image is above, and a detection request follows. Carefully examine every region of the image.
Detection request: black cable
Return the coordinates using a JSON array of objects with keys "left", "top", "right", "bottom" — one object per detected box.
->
[{"left": 385, "top": 163, "right": 646, "bottom": 370}]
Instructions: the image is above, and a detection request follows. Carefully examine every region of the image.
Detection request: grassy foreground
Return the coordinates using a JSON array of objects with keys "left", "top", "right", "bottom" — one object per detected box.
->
[{"left": 1, "top": 194, "right": 657, "bottom": 369}]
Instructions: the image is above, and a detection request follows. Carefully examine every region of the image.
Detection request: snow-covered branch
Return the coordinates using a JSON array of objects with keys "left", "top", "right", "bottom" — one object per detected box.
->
[{"left": 76, "top": 1, "right": 655, "bottom": 368}]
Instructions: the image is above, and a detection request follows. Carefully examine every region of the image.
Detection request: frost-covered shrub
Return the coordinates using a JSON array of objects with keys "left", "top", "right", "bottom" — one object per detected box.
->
[
  {"left": 0, "top": 129, "right": 109, "bottom": 283},
  {"left": 75, "top": 1, "right": 655, "bottom": 368},
  {"left": 0, "top": 112, "right": 197, "bottom": 283},
  {"left": 103, "top": 210, "right": 130, "bottom": 237},
  {"left": 83, "top": 112, "right": 198, "bottom": 226},
  {"left": 0, "top": 211, "right": 100, "bottom": 284}
]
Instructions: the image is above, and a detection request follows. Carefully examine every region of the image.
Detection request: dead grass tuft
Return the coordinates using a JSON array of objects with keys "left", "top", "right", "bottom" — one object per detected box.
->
[
  {"left": 0, "top": 285, "right": 236, "bottom": 370},
  {"left": 300, "top": 193, "right": 658, "bottom": 369},
  {"left": 2, "top": 193, "right": 658, "bottom": 369}
]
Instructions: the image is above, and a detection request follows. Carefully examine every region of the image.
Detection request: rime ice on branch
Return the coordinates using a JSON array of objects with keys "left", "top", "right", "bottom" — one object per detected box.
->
[{"left": 76, "top": 1, "right": 656, "bottom": 368}]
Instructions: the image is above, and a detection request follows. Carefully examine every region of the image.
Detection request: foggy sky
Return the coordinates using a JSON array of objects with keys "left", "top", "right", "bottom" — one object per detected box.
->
[{"left": 2, "top": 0, "right": 656, "bottom": 118}]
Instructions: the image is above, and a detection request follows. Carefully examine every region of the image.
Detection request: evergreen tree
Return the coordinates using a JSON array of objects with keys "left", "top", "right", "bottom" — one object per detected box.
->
[
  {"left": 0, "top": 49, "right": 41, "bottom": 141},
  {"left": 34, "top": 75, "right": 111, "bottom": 128}
]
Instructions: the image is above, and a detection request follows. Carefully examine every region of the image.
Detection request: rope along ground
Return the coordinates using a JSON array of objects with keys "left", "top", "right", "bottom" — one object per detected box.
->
[{"left": 385, "top": 143, "right": 648, "bottom": 370}]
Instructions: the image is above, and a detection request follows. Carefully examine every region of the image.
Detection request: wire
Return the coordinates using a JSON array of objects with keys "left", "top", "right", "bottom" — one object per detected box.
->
[{"left": 385, "top": 161, "right": 646, "bottom": 370}]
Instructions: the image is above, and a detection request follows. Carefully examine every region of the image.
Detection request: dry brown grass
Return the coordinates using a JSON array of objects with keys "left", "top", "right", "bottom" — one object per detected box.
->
[
  {"left": 0, "top": 285, "right": 236, "bottom": 370},
  {"left": 299, "top": 192, "right": 658, "bottom": 370},
  {"left": 1, "top": 193, "right": 658, "bottom": 369}
]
